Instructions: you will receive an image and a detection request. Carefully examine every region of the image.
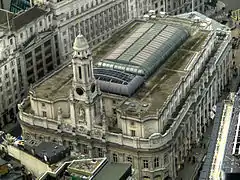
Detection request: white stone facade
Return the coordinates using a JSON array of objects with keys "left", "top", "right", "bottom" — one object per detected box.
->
[
  {"left": 18, "top": 13, "right": 233, "bottom": 180},
  {"left": 0, "top": 7, "right": 56, "bottom": 128},
  {"left": 0, "top": 0, "right": 205, "bottom": 128}
]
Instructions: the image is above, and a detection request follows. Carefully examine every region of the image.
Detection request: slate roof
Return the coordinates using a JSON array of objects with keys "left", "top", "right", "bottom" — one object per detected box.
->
[
  {"left": 12, "top": 6, "right": 46, "bottom": 31},
  {"left": 0, "top": 6, "right": 46, "bottom": 31}
]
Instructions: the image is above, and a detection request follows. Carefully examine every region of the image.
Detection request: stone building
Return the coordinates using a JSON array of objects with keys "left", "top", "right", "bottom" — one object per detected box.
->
[
  {"left": 37, "top": 0, "right": 205, "bottom": 60},
  {"left": 18, "top": 12, "right": 232, "bottom": 180},
  {"left": 0, "top": 6, "right": 57, "bottom": 128},
  {"left": 0, "top": 0, "right": 137, "bottom": 129}
]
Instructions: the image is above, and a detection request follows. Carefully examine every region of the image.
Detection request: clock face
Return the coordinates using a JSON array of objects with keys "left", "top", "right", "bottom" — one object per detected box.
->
[
  {"left": 76, "top": 87, "right": 84, "bottom": 96},
  {"left": 91, "top": 84, "right": 96, "bottom": 93}
]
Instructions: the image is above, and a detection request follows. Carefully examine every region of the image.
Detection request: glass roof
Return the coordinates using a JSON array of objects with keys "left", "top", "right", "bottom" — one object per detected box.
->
[
  {"left": 97, "top": 22, "right": 189, "bottom": 77},
  {"left": 94, "top": 68, "right": 144, "bottom": 97}
]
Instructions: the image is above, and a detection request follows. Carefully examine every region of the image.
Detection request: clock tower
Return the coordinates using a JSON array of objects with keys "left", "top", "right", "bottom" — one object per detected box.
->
[
  {"left": 72, "top": 34, "right": 98, "bottom": 102},
  {"left": 70, "top": 34, "right": 102, "bottom": 130}
]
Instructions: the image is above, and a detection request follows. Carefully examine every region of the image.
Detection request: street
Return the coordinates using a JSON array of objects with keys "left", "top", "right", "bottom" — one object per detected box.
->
[{"left": 220, "top": 0, "right": 240, "bottom": 11}]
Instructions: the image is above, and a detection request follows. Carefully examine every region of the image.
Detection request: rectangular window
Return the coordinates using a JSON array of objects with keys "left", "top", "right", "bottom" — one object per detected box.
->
[
  {"left": 130, "top": 130, "right": 136, "bottom": 137},
  {"left": 127, "top": 156, "right": 132, "bottom": 163},
  {"left": 78, "top": 67, "right": 82, "bottom": 79},
  {"left": 83, "top": 145, "right": 88, "bottom": 154},
  {"left": 98, "top": 148, "right": 103, "bottom": 157},
  {"left": 113, "top": 153, "right": 118, "bottom": 162},
  {"left": 42, "top": 111, "right": 47, "bottom": 117},
  {"left": 143, "top": 160, "right": 148, "bottom": 168},
  {"left": 154, "top": 157, "right": 159, "bottom": 168}
]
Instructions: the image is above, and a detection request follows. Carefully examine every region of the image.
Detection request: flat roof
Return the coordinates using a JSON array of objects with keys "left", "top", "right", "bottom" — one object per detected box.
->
[
  {"left": 34, "top": 65, "right": 73, "bottom": 100},
  {"left": 92, "top": 162, "right": 131, "bottom": 180},
  {"left": 68, "top": 158, "right": 105, "bottom": 177},
  {"left": 31, "top": 19, "right": 210, "bottom": 114},
  {"left": 222, "top": 92, "right": 240, "bottom": 173},
  {"left": 121, "top": 30, "right": 209, "bottom": 115}
]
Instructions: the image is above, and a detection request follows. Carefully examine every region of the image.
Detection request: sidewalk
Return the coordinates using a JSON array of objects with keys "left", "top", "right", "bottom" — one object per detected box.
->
[
  {"left": 176, "top": 125, "right": 212, "bottom": 180},
  {"left": 176, "top": 68, "right": 240, "bottom": 180}
]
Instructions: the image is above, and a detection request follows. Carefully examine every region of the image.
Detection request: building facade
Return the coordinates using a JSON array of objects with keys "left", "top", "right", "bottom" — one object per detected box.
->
[
  {"left": 0, "top": 0, "right": 205, "bottom": 129},
  {"left": 0, "top": 0, "right": 141, "bottom": 129},
  {"left": 36, "top": 0, "right": 205, "bottom": 60},
  {"left": 0, "top": 7, "right": 57, "bottom": 129},
  {"left": 18, "top": 13, "right": 233, "bottom": 180}
]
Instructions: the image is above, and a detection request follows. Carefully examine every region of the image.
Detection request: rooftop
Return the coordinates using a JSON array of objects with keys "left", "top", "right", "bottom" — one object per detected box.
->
[
  {"left": 39, "top": 158, "right": 132, "bottom": 180},
  {"left": 222, "top": 91, "right": 240, "bottom": 173},
  {"left": 67, "top": 158, "right": 104, "bottom": 177},
  {"left": 30, "top": 18, "right": 210, "bottom": 116},
  {"left": 120, "top": 30, "right": 209, "bottom": 115},
  {"left": 23, "top": 138, "right": 70, "bottom": 164},
  {"left": 0, "top": 6, "right": 46, "bottom": 31},
  {"left": 92, "top": 162, "right": 132, "bottom": 180}
]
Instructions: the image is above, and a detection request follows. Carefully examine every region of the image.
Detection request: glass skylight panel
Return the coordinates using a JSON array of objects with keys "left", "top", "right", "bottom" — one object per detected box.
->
[{"left": 105, "top": 23, "right": 153, "bottom": 60}]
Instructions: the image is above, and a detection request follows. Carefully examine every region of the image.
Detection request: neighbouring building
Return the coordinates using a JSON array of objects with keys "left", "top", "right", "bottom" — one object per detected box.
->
[
  {"left": 10, "top": 0, "right": 31, "bottom": 13},
  {"left": 0, "top": 135, "right": 70, "bottom": 178},
  {"left": 0, "top": 6, "right": 58, "bottom": 129},
  {"left": 0, "top": 0, "right": 137, "bottom": 129},
  {"left": 35, "top": 0, "right": 205, "bottom": 60},
  {"left": 18, "top": 12, "right": 233, "bottom": 180},
  {"left": 220, "top": 90, "right": 240, "bottom": 180},
  {"left": 39, "top": 157, "right": 132, "bottom": 180}
]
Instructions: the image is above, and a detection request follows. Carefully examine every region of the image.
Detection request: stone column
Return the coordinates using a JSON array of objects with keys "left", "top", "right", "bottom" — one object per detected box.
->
[
  {"left": 31, "top": 50, "right": 38, "bottom": 82},
  {"left": 73, "top": 142, "right": 78, "bottom": 153},
  {"left": 88, "top": 145, "right": 93, "bottom": 158}
]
